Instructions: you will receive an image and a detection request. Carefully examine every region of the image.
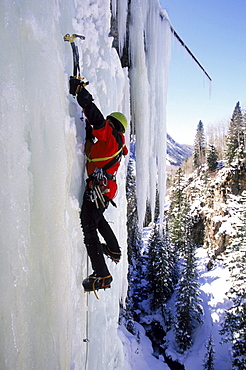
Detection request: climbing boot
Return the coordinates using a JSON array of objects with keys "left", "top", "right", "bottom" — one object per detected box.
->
[
  {"left": 82, "top": 273, "right": 113, "bottom": 293},
  {"left": 102, "top": 243, "right": 121, "bottom": 263}
]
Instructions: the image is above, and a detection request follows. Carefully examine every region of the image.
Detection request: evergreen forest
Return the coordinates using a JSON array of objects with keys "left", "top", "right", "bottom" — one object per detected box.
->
[{"left": 122, "top": 101, "right": 246, "bottom": 369}]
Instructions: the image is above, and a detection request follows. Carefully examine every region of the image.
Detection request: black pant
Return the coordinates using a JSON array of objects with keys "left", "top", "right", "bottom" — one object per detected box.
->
[{"left": 80, "top": 188, "right": 120, "bottom": 276}]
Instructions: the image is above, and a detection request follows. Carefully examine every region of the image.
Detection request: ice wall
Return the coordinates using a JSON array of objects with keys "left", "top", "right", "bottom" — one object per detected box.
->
[
  {"left": 0, "top": 0, "right": 170, "bottom": 369},
  {"left": 0, "top": 0, "right": 128, "bottom": 369},
  {"left": 0, "top": 1, "right": 78, "bottom": 368}
]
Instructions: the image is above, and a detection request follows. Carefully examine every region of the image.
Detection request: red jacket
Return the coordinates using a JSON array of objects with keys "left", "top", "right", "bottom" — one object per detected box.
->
[
  {"left": 83, "top": 111, "right": 128, "bottom": 200},
  {"left": 86, "top": 120, "right": 128, "bottom": 199},
  {"left": 77, "top": 89, "right": 128, "bottom": 199}
]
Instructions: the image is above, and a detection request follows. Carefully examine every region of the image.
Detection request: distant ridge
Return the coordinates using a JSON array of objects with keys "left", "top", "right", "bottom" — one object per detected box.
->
[
  {"left": 166, "top": 133, "right": 193, "bottom": 167},
  {"left": 130, "top": 133, "right": 192, "bottom": 168}
]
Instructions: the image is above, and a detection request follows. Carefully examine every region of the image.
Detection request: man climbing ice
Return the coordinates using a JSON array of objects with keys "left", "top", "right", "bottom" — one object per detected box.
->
[{"left": 69, "top": 78, "right": 128, "bottom": 294}]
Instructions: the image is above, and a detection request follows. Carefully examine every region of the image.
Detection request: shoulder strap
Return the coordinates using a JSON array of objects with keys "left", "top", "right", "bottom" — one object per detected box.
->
[{"left": 102, "top": 128, "right": 123, "bottom": 172}]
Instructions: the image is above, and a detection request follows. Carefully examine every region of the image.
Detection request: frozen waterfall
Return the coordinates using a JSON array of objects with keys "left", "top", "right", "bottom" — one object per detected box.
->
[
  {"left": 0, "top": 0, "right": 170, "bottom": 369},
  {"left": 129, "top": 0, "right": 171, "bottom": 226}
]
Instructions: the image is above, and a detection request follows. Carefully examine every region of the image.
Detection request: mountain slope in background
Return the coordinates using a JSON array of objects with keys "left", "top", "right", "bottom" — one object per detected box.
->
[{"left": 167, "top": 133, "right": 193, "bottom": 168}]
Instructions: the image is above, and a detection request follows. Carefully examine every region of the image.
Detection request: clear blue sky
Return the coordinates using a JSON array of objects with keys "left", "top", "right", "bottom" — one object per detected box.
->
[{"left": 160, "top": 0, "right": 246, "bottom": 144}]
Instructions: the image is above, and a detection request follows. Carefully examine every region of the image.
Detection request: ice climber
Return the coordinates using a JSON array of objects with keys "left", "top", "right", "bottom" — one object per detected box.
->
[{"left": 69, "top": 78, "right": 128, "bottom": 293}]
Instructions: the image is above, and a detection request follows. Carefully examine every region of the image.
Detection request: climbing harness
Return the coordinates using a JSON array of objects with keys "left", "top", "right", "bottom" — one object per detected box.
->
[
  {"left": 64, "top": 33, "right": 89, "bottom": 88},
  {"left": 86, "top": 144, "right": 126, "bottom": 163}
]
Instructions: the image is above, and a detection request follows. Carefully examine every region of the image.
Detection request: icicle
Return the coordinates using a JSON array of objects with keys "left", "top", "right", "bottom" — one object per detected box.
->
[
  {"left": 129, "top": 0, "right": 171, "bottom": 227},
  {"left": 111, "top": 0, "right": 117, "bottom": 17},
  {"left": 117, "top": 0, "right": 128, "bottom": 56},
  {"left": 129, "top": 0, "right": 150, "bottom": 227},
  {"left": 155, "top": 9, "right": 172, "bottom": 226}
]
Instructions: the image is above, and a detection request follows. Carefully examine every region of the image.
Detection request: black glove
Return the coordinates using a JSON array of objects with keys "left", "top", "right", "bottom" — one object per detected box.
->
[
  {"left": 77, "top": 87, "right": 94, "bottom": 108},
  {"left": 69, "top": 76, "right": 83, "bottom": 96}
]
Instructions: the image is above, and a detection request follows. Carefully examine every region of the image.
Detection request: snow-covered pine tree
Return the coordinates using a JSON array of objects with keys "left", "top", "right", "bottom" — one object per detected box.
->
[
  {"left": 207, "top": 144, "right": 218, "bottom": 172},
  {"left": 193, "top": 120, "right": 206, "bottom": 169},
  {"left": 126, "top": 156, "right": 142, "bottom": 261},
  {"left": 125, "top": 156, "right": 143, "bottom": 328},
  {"left": 220, "top": 191, "right": 246, "bottom": 369},
  {"left": 147, "top": 224, "right": 173, "bottom": 313},
  {"left": 221, "top": 294, "right": 246, "bottom": 370},
  {"left": 154, "top": 187, "right": 160, "bottom": 223},
  {"left": 169, "top": 168, "right": 203, "bottom": 354},
  {"left": 203, "top": 334, "right": 215, "bottom": 370},
  {"left": 174, "top": 232, "right": 203, "bottom": 353},
  {"left": 144, "top": 188, "right": 159, "bottom": 225},
  {"left": 144, "top": 199, "right": 152, "bottom": 227},
  {"left": 168, "top": 167, "right": 190, "bottom": 257},
  {"left": 225, "top": 101, "right": 245, "bottom": 164}
]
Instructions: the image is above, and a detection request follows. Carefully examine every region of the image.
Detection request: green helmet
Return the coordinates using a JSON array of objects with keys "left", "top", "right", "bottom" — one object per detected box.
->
[{"left": 107, "top": 112, "right": 128, "bottom": 133}]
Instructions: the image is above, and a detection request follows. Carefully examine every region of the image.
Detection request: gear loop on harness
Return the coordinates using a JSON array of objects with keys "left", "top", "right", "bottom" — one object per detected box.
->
[
  {"left": 86, "top": 168, "right": 113, "bottom": 209},
  {"left": 93, "top": 168, "right": 108, "bottom": 186}
]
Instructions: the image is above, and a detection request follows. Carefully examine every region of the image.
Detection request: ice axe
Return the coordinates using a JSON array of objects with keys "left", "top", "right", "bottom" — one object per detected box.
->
[{"left": 64, "top": 33, "right": 89, "bottom": 87}]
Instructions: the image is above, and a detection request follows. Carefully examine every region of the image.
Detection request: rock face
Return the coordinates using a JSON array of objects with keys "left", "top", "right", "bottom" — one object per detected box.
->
[{"left": 186, "top": 161, "right": 246, "bottom": 258}]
